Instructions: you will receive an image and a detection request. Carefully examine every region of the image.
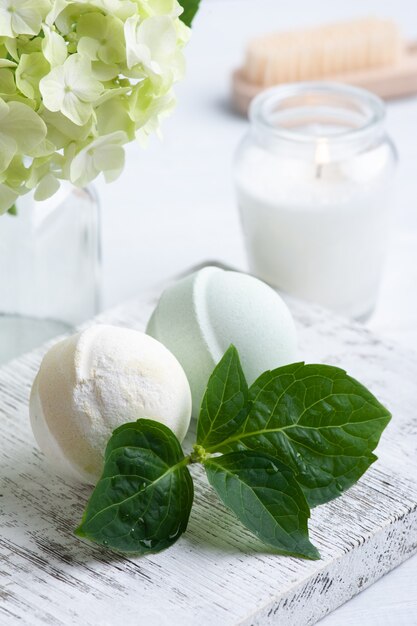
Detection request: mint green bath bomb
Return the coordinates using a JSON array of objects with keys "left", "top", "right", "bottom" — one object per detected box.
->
[{"left": 146, "top": 267, "right": 297, "bottom": 416}]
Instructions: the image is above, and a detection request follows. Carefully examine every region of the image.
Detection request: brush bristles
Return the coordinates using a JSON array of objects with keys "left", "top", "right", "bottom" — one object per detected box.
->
[{"left": 244, "top": 18, "right": 404, "bottom": 86}]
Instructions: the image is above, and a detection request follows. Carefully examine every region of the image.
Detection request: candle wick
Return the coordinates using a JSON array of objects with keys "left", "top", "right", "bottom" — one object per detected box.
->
[{"left": 316, "top": 163, "right": 323, "bottom": 179}]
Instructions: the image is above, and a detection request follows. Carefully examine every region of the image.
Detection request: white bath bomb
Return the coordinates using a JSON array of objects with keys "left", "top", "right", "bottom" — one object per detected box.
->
[
  {"left": 30, "top": 325, "right": 192, "bottom": 483},
  {"left": 147, "top": 267, "right": 297, "bottom": 415}
]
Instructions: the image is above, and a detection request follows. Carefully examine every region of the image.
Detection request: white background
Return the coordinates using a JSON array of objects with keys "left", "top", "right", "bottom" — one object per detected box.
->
[{"left": 95, "top": 1, "right": 417, "bottom": 623}]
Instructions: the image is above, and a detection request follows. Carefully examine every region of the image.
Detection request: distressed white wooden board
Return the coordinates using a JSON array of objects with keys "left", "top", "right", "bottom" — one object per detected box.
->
[{"left": 0, "top": 290, "right": 416, "bottom": 626}]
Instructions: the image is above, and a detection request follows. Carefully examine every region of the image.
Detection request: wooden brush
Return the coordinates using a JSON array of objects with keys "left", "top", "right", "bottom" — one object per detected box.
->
[{"left": 232, "top": 17, "right": 417, "bottom": 115}]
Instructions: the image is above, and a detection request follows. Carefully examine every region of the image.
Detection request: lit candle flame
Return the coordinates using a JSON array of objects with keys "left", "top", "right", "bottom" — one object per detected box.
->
[{"left": 315, "top": 139, "right": 330, "bottom": 179}]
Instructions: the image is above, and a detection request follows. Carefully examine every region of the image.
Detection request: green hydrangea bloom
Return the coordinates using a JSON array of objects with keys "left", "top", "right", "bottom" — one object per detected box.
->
[{"left": 0, "top": 0, "right": 192, "bottom": 212}]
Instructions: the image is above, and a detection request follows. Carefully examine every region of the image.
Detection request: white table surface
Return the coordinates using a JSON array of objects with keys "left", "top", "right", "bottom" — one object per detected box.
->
[{"left": 94, "top": 1, "right": 417, "bottom": 623}]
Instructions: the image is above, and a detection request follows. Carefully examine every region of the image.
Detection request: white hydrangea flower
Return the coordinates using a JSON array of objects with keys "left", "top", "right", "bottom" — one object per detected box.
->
[
  {"left": 69, "top": 131, "right": 127, "bottom": 186},
  {"left": 0, "top": 0, "right": 196, "bottom": 208},
  {"left": 77, "top": 13, "right": 125, "bottom": 65},
  {"left": 125, "top": 15, "right": 186, "bottom": 84},
  {"left": 0, "top": 98, "right": 47, "bottom": 172},
  {"left": 0, "top": 0, "right": 50, "bottom": 37},
  {"left": 40, "top": 54, "right": 103, "bottom": 126}
]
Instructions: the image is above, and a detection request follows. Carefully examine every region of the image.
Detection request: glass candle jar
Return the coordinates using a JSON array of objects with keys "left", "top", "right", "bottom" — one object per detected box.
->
[{"left": 234, "top": 83, "right": 397, "bottom": 320}]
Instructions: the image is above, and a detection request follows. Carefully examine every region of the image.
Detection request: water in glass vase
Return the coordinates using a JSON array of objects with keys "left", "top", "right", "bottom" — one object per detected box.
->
[{"left": 0, "top": 184, "right": 101, "bottom": 364}]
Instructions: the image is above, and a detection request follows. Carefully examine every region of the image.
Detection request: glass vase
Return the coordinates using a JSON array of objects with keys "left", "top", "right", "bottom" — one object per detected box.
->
[{"left": 0, "top": 184, "right": 101, "bottom": 364}]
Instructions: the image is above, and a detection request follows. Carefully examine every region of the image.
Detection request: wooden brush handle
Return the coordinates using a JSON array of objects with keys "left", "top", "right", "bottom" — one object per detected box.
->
[{"left": 232, "top": 42, "right": 417, "bottom": 116}]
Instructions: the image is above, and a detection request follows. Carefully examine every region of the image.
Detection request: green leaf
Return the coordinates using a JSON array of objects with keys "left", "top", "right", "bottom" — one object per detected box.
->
[
  {"left": 178, "top": 0, "right": 201, "bottom": 26},
  {"left": 76, "top": 419, "right": 194, "bottom": 555},
  {"left": 205, "top": 451, "right": 319, "bottom": 559},
  {"left": 197, "top": 345, "right": 249, "bottom": 448},
  {"left": 7, "top": 204, "right": 17, "bottom": 216},
  {"left": 207, "top": 363, "right": 391, "bottom": 507}
]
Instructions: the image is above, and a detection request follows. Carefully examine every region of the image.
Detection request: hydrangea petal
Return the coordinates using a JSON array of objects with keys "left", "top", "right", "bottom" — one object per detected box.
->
[
  {"left": 45, "top": 0, "right": 67, "bottom": 26},
  {"left": 0, "top": 8, "right": 13, "bottom": 37},
  {"left": 0, "top": 98, "right": 8, "bottom": 119},
  {"left": 1, "top": 0, "right": 50, "bottom": 36},
  {"left": 0, "top": 133, "right": 17, "bottom": 172},
  {"left": 91, "top": 61, "right": 120, "bottom": 81},
  {"left": 0, "top": 68, "right": 16, "bottom": 95},
  {"left": 77, "top": 13, "right": 125, "bottom": 64},
  {"left": 16, "top": 52, "right": 49, "bottom": 100},
  {"left": 139, "top": 16, "right": 178, "bottom": 66},
  {"left": 96, "top": 97, "right": 135, "bottom": 139},
  {"left": 39, "top": 65, "right": 66, "bottom": 112},
  {"left": 148, "top": 0, "right": 183, "bottom": 18},
  {"left": 65, "top": 54, "right": 103, "bottom": 102},
  {"left": 0, "top": 183, "right": 19, "bottom": 214},
  {"left": 40, "top": 108, "right": 92, "bottom": 148},
  {"left": 42, "top": 25, "right": 68, "bottom": 66},
  {"left": 3, "top": 101, "right": 47, "bottom": 154},
  {"left": 77, "top": 36, "right": 101, "bottom": 61},
  {"left": 62, "top": 91, "right": 93, "bottom": 126},
  {"left": 40, "top": 54, "right": 103, "bottom": 125},
  {"left": 94, "top": 144, "right": 125, "bottom": 181},
  {"left": 70, "top": 130, "right": 126, "bottom": 186},
  {"left": 0, "top": 59, "right": 17, "bottom": 68},
  {"left": 34, "top": 173, "right": 60, "bottom": 201}
]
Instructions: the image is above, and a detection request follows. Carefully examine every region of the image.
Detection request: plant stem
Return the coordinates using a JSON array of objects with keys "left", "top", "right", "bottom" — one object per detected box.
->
[{"left": 189, "top": 444, "right": 211, "bottom": 464}]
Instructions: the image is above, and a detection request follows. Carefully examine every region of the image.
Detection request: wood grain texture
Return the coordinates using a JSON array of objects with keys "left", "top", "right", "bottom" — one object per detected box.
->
[
  {"left": 231, "top": 43, "right": 417, "bottom": 116},
  {"left": 0, "top": 291, "right": 416, "bottom": 626}
]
